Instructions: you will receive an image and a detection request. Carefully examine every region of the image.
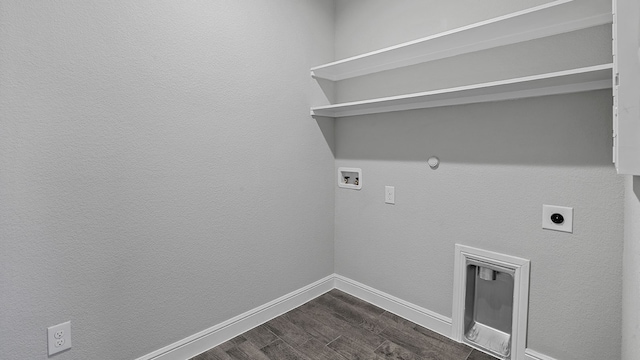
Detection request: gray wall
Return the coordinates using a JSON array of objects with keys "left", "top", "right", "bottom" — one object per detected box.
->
[
  {"left": 333, "top": 1, "right": 624, "bottom": 359},
  {"left": 623, "top": 177, "right": 640, "bottom": 360},
  {"left": 0, "top": 1, "right": 335, "bottom": 359}
]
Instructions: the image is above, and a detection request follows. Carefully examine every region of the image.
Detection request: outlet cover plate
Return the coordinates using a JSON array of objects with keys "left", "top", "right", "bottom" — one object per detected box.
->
[
  {"left": 385, "top": 186, "right": 395, "bottom": 204},
  {"left": 542, "top": 205, "right": 573, "bottom": 233},
  {"left": 48, "top": 321, "right": 71, "bottom": 355}
]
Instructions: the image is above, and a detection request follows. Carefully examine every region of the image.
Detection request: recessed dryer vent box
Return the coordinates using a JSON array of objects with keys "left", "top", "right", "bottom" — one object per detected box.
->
[{"left": 338, "top": 167, "right": 362, "bottom": 190}]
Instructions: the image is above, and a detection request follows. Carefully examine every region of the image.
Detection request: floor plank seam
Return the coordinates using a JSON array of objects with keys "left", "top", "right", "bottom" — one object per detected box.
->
[
  {"left": 325, "top": 335, "right": 341, "bottom": 347},
  {"left": 463, "top": 348, "right": 473, "bottom": 360},
  {"left": 372, "top": 339, "right": 389, "bottom": 353},
  {"left": 258, "top": 336, "right": 281, "bottom": 351}
]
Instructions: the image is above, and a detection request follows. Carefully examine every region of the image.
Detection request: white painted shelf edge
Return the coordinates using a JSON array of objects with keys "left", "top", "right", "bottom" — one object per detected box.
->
[
  {"left": 310, "top": 64, "right": 613, "bottom": 118},
  {"left": 310, "top": 0, "right": 612, "bottom": 81}
]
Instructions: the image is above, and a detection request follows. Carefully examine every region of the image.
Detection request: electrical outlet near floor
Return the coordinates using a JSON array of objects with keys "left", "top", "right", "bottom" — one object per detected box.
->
[{"left": 48, "top": 321, "right": 71, "bottom": 355}]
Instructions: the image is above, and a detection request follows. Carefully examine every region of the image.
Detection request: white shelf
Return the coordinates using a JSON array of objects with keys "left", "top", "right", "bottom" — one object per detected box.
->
[
  {"left": 310, "top": 0, "right": 612, "bottom": 81},
  {"left": 310, "top": 64, "right": 613, "bottom": 118}
]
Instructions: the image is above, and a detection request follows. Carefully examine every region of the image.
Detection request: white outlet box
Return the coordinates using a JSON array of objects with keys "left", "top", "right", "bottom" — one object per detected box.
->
[
  {"left": 338, "top": 167, "right": 362, "bottom": 190},
  {"left": 48, "top": 321, "right": 71, "bottom": 355},
  {"left": 542, "top": 205, "right": 573, "bottom": 233}
]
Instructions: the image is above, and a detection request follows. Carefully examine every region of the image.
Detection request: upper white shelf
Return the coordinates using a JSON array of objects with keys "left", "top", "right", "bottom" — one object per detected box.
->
[
  {"left": 310, "top": 0, "right": 612, "bottom": 81},
  {"left": 310, "top": 64, "right": 613, "bottom": 118}
]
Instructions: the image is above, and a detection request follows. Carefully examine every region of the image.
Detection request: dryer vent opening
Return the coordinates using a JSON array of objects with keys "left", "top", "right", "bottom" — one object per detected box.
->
[
  {"left": 452, "top": 245, "right": 530, "bottom": 360},
  {"left": 464, "top": 261, "right": 515, "bottom": 358}
]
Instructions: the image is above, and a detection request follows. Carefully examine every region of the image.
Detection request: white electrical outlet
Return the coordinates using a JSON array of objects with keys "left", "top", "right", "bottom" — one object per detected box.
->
[
  {"left": 385, "top": 186, "right": 395, "bottom": 204},
  {"left": 48, "top": 321, "right": 71, "bottom": 355},
  {"left": 542, "top": 205, "right": 573, "bottom": 233}
]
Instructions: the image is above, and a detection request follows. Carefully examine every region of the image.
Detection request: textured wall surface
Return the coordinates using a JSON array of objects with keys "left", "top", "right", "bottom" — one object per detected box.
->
[
  {"left": 623, "top": 176, "right": 640, "bottom": 360},
  {"left": 335, "top": 24, "right": 613, "bottom": 103},
  {"left": 334, "top": 0, "right": 555, "bottom": 60},
  {"left": 0, "top": 1, "right": 335, "bottom": 359},
  {"left": 333, "top": 1, "right": 624, "bottom": 359}
]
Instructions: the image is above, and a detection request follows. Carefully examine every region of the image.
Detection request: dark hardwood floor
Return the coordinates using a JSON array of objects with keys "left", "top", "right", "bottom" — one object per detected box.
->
[{"left": 190, "top": 289, "right": 497, "bottom": 360}]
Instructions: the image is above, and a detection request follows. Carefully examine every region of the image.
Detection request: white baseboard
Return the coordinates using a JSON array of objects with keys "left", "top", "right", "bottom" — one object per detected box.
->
[
  {"left": 525, "top": 348, "right": 559, "bottom": 360},
  {"left": 136, "top": 273, "right": 557, "bottom": 360},
  {"left": 333, "top": 274, "right": 453, "bottom": 338},
  {"left": 134, "top": 274, "right": 335, "bottom": 360}
]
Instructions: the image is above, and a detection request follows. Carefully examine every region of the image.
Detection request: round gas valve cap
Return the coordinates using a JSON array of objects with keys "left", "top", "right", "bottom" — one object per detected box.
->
[
  {"left": 427, "top": 156, "right": 440, "bottom": 169},
  {"left": 550, "top": 213, "right": 564, "bottom": 224}
]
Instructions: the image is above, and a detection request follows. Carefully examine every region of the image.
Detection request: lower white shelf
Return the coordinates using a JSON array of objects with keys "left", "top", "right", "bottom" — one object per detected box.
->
[{"left": 310, "top": 64, "right": 613, "bottom": 118}]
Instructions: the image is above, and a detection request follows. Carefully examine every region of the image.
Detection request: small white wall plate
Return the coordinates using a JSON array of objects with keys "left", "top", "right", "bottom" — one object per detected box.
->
[
  {"left": 47, "top": 321, "right": 71, "bottom": 355},
  {"left": 338, "top": 167, "right": 362, "bottom": 190},
  {"left": 542, "top": 205, "right": 573, "bottom": 233}
]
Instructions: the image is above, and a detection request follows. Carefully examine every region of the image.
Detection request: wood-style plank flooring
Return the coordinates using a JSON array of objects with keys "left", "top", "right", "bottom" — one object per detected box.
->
[{"left": 190, "top": 289, "right": 497, "bottom": 360}]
